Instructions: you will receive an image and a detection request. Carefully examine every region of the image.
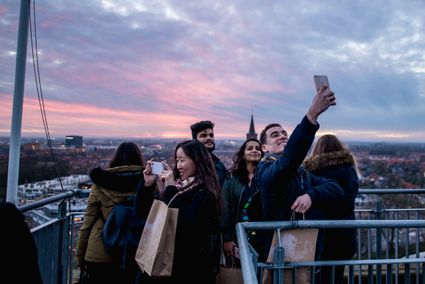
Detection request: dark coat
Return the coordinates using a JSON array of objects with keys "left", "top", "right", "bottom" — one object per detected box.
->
[
  {"left": 0, "top": 202, "right": 43, "bottom": 284},
  {"left": 135, "top": 183, "right": 221, "bottom": 284},
  {"left": 212, "top": 153, "right": 227, "bottom": 187},
  {"left": 304, "top": 150, "right": 359, "bottom": 259},
  {"left": 255, "top": 116, "right": 345, "bottom": 260}
]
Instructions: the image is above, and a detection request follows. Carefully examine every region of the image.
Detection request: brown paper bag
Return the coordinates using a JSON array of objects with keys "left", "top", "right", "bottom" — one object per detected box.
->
[
  {"left": 216, "top": 256, "right": 243, "bottom": 284},
  {"left": 135, "top": 199, "right": 179, "bottom": 277},
  {"left": 263, "top": 227, "right": 318, "bottom": 284},
  {"left": 216, "top": 266, "right": 243, "bottom": 284}
]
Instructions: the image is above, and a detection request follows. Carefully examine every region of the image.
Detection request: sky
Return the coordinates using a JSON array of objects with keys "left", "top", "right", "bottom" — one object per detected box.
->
[{"left": 1, "top": 0, "right": 424, "bottom": 142}]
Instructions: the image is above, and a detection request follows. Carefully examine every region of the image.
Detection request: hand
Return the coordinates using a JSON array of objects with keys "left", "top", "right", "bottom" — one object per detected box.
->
[
  {"left": 291, "top": 193, "right": 312, "bottom": 214},
  {"left": 223, "top": 241, "right": 237, "bottom": 257},
  {"left": 306, "top": 85, "right": 336, "bottom": 124},
  {"left": 158, "top": 162, "right": 175, "bottom": 187},
  {"left": 143, "top": 159, "right": 158, "bottom": 187}
]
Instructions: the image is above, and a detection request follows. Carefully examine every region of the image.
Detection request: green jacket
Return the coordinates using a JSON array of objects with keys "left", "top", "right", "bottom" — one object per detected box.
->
[{"left": 221, "top": 175, "right": 245, "bottom": 242}]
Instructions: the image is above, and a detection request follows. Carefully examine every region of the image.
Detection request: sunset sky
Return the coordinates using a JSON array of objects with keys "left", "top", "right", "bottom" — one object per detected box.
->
[{"left": 1, "top": 1, "right": 424, "bottom": 142}]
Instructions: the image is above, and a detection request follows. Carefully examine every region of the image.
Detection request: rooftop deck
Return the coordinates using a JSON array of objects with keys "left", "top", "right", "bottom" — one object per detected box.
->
[{"left": 20, "top": 188, "right": 425, "bottom": 284}]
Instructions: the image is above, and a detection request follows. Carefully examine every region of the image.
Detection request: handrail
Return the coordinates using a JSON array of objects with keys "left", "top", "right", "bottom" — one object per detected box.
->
[
  {"left": 241, "top": 219, "right": 425, "bottom": 230},
  {"left": 18, "top": 190, "right": 75, "bottom": 213},
  {"left": 358, "top": 188, "right": 425, "bottom": 194},
  {"left": 237, "top": 219, "right": 425, "bottom": 284}
]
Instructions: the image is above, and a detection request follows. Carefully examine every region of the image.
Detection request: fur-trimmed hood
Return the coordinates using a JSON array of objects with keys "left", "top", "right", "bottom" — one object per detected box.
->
[
  {"left": 303, "top": 150, "right": 355, "bottom": 172},
  {"left": 90, "top": 165, "right": 144, "bottom": 195}
]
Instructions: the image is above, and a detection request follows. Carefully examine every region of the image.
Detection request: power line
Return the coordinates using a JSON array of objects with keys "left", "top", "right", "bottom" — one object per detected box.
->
[{"left": 29, "top": 0, "right": 65, "bottom": 192}]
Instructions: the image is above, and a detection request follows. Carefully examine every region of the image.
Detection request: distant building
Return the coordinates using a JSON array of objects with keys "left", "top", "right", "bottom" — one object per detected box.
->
[
  {"left": 22, "top": 142, "right": 41, "bottom": 151},
  {"left": 246, "top": 112, "right": 257, "bottom": 140},
  {"left": 65, "top": 135, "right": 83, "bottom": 148}
]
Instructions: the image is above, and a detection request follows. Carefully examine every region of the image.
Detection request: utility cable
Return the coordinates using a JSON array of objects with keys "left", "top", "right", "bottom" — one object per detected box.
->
[{"left": 29, "top": 0, "right": 65, "bottom": 191}]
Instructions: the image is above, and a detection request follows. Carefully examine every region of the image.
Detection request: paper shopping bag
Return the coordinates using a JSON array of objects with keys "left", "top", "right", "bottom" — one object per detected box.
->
[
  {"left": 263, "top": 228, "right": 318, "bottom": 284},
  {"left": 216, "top": 255, "right": 243, "bottom": 284},
  {"left": 216, "top": 266, "right": 243, "bottom": 284},
  {"left": 135, "top": 199, "right": 178, "bottom": 277}
]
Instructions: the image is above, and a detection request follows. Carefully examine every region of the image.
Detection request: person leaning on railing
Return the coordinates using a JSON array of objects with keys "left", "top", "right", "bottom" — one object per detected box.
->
[{"left": 304, "top": 134, "right": 360, "bottom": 283}]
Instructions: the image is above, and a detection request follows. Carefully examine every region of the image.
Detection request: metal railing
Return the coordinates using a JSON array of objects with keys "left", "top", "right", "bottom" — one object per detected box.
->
[
  {"left": 19, "top": 190, "right": 75, "bottom": 284},
  {"left": 237, "top": 189, "right": 425, "bottom": 284},
  {"left": 237, "top": 220, "right": 425, "bottom": 284},
  {"left": 19, "top": 188, "right": 425, "bottom": 284}
]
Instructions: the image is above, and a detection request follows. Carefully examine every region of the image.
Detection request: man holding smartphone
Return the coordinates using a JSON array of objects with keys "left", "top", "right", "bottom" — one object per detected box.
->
[
  {"left": 255, "top": 84, "right": 344, "bottom": 267},
  {"left": 190, "top": 120, "right": 227, "bottom": 186}
]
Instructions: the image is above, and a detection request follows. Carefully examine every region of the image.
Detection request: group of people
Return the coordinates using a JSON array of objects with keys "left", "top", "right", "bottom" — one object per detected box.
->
[{"left": 76, "top": 84, "right": 360, "bottom": 283}]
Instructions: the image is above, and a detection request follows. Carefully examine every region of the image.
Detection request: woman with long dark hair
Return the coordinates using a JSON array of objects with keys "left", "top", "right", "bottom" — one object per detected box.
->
[
  {"left": 222, "top": 138, "right": 263, "bottom": 261},
  {"left": 135, "top": 139, "right": 222, "bottom": 284},
  {"left": 76, "top": 142, "right": 144, "bottom": 284}
]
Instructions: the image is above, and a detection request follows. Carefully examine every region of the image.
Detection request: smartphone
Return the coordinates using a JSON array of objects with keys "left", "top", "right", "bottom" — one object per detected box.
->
[
  {"left": 151, "top": 162, "right": 164, "bottom": 175},
  {"left": 313, "top": 75, "right": 330, "bottom": 92}
]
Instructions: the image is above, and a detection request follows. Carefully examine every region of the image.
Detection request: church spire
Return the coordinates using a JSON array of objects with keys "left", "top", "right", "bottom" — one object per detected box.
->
[{"left": 246, "top": 110, "right": 257, "bottom": 140}]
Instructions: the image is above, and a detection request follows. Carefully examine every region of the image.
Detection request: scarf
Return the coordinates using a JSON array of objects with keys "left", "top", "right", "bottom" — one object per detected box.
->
[{"left": 175, "top": 176, "right": 200, "bottom": 193}]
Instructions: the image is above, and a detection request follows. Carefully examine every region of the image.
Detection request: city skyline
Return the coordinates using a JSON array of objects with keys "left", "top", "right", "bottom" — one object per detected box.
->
[{"left": 1, "top": 1, "right": 425, "bottom": 142}]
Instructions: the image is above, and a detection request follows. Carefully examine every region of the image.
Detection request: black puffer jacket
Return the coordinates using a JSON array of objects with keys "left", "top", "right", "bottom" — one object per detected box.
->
[{"left": 304, "top": 150, "right": 359, "bottom": 259}]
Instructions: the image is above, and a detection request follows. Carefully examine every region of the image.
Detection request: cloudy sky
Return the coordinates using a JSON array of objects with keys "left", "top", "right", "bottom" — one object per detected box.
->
[{"left": 1, "top": 0, "right": 424, "bottom": 142}]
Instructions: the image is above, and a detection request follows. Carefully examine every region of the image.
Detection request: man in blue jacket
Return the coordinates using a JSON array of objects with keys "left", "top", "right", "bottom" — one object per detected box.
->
[{"left": 255, "top": 85, "right": 345, "bottom": 264}]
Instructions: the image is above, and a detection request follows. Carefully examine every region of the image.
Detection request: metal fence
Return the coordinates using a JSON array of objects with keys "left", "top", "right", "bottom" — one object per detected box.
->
[
  {"left": 237, "top": 189, "right": 425, "bottom": 284},
  {"left": 19, "top": 190, "right": 75, "bottom": 284},
  {"left": 18, "top": 188, "right": 425, "bottom": 284}
]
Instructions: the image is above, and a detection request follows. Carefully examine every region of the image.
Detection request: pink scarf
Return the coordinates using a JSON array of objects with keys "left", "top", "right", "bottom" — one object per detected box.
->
[{"left": 175, "top": 176, "right": 200, "bottom": 193}]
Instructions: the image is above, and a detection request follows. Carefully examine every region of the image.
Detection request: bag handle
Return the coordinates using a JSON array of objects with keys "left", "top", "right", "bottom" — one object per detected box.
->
[
  {"left": 167, "top": 190, "right": 183, "bottom": 206},
  {"left": 276, "top": 211, "right": 306, "bottom": 246},
  {"left": 290, "top": 210, "right": 305, "bottom": 221}
]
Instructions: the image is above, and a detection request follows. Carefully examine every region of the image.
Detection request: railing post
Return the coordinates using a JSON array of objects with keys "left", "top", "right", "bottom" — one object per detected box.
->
[
  {"left": 376, "top": 194, "right": 383, "bottom": 284},
  {"left": 273, "top": 228, "right": 285, "bottom": 284}
]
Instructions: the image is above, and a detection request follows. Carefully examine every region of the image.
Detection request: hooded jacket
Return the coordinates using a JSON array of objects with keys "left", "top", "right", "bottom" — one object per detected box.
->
[
  {"left": 303, "top": 149, "right": 359, "bottom": 259},
  {"left": 75, "top": 165, "right": 143, "bottom": 265}
]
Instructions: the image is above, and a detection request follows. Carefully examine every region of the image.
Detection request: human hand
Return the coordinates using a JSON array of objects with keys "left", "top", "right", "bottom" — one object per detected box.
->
[
  {"left": 306, "top": 85, "right": 336, "bottom": 124},
  {"left": 223, "top": 241, "right": 237, "bottom": 257},
  {"left": 143, "top": 159, "right": 158, "bottom": 187},
  {"left": 158, "top": 162, "right": 175, "bottom": 187},
  {"left": 291, "top": 193, "right": 312, "bottom": 214}
]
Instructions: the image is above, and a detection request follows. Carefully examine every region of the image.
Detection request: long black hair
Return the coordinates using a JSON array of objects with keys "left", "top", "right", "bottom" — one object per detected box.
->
[
  {"left": 173, "top": 139, "right": 223, "bottom": 216},
  {"left": 108, "top": 142, "right": 144, "bottom": 168},
  {"left": 229, "top": 138, "right": 263, "bottom": 184}
]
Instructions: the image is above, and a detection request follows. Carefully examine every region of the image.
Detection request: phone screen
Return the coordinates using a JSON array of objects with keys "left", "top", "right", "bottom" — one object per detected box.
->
[{"left": 151, "top": 162, "right": 164, "bottom": 175}]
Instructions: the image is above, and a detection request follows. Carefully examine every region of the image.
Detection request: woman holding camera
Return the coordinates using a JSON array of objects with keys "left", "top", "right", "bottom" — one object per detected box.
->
[{"left": 135, "top": 139, "right": 222, "bottom": 284}]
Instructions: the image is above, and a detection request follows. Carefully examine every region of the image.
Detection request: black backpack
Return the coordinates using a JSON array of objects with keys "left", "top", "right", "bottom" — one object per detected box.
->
[{"left": 101, "top": 196, "right": 146, "bottom": 269}]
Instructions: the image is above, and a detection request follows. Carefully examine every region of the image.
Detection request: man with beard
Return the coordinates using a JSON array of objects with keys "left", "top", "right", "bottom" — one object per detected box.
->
[{"left": 190, "top": 120, "right": 227, "bottom": 186}]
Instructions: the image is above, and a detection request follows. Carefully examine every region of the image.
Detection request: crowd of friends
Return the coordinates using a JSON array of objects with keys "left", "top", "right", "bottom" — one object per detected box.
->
[{"left": 76, "top": 84, "right": 360, "bottom": 284}]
